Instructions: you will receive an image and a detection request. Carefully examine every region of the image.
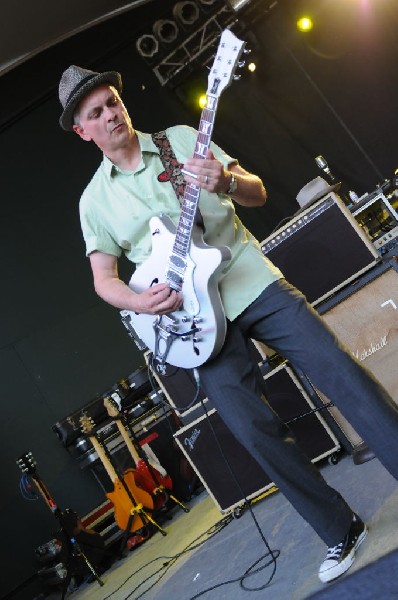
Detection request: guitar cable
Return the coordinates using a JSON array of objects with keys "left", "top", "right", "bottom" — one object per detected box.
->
[
  {"left": 19, "top": 473, "right": 40, "bottom": 501},
  {"left": 101, "top": 513, "right": 233, "bottom": 600},
  {"left": 143, "top": 357, "right": 281, "bottom": 598},
  {"left": 187, "top": 368, "right": 280, "bottom": 598}
]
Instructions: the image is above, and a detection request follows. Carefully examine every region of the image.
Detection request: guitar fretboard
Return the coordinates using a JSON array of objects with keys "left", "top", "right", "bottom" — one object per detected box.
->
[{"left": 171, "top": 95, "right": 219, "bottom": 262}]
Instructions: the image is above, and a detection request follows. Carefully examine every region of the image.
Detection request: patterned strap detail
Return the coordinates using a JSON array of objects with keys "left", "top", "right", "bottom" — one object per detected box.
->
[
  {"left": 151, "top": 131, "right": 186, "bottom": 203},
  {"left": 152, "top": 130, "right": 204, "bottom": 229}
]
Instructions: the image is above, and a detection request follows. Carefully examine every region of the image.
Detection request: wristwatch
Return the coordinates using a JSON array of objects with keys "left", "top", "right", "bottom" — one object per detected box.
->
[{"left": 226, "top": 173, "right": 238, "bottom": 195}]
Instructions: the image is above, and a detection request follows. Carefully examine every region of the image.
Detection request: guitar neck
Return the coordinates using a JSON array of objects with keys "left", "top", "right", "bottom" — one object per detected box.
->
[
  {"left": 87, "top": 433, "right": 119, "bottom": 484},
  {"left": 172, "top": 94, "right": 219, "bottom": 259},
  {"left": 114, "top": 419, "right": 141, "bottom": 467},
  {"left": 31, "top": 475, "right": 58, "bottom": 512}
]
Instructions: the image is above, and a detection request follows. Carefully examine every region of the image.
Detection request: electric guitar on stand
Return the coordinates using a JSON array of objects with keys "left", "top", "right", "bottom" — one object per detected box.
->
[
  {"left": 16, "top": 451, "right": 104, "bottom": 592},
  {"left": 79, "top": 415, "right": 166, "bottom": 536},
  {"left": 103, "top": 395, "right": 189, "bottom": 513},
  {"left": 120, "top": 29, "right": 246, "bottom": 369}
]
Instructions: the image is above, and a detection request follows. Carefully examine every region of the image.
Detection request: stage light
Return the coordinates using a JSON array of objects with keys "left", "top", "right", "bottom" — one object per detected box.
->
[
  {"left": 173, "top": 1, "right": 200, "bottom": 27},
  {"left": 297, "top": 16, "right": 314, "bottom": 32},
  {"left": 136, "top": 34, "right": 159, "bottom": 59},
  {"left": 198, "top": 94, "right": 207, "bottom": 109},
  {"left": 153, "top": 19, "right": 179, "bottom": 44},
  {"left": 247, "top": 61, "right": 256, "bottom": 73},
  {"left": 135, "top": 0, "right": 237, "bottom": 86}
]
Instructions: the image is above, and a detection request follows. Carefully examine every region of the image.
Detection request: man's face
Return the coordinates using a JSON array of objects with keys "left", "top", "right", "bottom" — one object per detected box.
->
[{"left": 73, "top": 84, "right": 134, "bottom": 153}]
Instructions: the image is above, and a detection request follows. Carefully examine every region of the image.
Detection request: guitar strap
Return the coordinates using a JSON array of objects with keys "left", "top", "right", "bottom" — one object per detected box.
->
[{"left": 152, "top": 130, "right": 204, "bottom": 229}]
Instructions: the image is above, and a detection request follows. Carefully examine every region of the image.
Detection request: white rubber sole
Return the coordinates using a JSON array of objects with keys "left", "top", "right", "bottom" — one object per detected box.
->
[{"left": 319, "top": 526, "right": 368, "bottom": 583}]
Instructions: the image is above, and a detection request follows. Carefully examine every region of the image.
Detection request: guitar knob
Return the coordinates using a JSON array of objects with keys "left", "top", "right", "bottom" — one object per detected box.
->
[
  {"left": 193, "top": 336, "right": 202, "bottom": 343},
  {"left": 181, "top": 316, "right": 191, "bottom": 323}
]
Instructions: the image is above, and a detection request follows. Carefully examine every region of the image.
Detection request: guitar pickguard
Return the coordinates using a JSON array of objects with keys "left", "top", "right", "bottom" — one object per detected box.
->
[{"left": 123, "top": 215, "right": 230, "bottom": 368}]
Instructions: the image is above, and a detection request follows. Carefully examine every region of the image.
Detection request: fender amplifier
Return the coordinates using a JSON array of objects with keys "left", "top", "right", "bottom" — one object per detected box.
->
[{"left": 174, "top": 363, "right": 340, "bottom": 513}]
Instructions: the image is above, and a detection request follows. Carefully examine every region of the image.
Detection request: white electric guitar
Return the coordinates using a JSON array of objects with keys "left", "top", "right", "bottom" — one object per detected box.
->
[{"left": 121, "top": 29, "right": 246, "bottom": 369}]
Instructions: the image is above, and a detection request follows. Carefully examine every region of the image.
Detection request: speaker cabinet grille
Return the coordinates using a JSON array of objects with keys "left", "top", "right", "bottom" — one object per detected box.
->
[
  {"left": 261, "top": 193, "right": 379, "bottom": 305},
  {"left": 317, "top": 262, "right": 398, "bottom": 446},
  {"left": 174, "top": 363, "right": 339, "bottom": 512}
]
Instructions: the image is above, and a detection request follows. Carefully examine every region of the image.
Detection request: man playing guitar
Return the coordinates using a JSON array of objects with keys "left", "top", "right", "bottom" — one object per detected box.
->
[{"left": 58, "top": 48, "right": 398, "bottom": 584}]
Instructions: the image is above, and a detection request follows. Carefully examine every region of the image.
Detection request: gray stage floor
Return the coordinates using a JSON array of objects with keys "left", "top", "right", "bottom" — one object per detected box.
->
[{"left": 61, "top": 452, "right": 398, "bottom": 600}]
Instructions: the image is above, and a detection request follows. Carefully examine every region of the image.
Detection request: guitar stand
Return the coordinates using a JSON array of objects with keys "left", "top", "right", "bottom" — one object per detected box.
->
[
  {"left": 56, "top": 509, "right": 104, "bottom": 599},
  {"left": 98, "top": 441, "right": 167, "bottom": 561},
  {"left": 120, "top": 413, "right": 190, "bottom": 514},
  {"left": 16, "top": 453, "right": 104, "bottom": 597},
  {"left": 128, "top": 501, "right": 167, "bottom": 536},
  {"left": 117, "top": 492, "right": 168, "bottom": 560}
]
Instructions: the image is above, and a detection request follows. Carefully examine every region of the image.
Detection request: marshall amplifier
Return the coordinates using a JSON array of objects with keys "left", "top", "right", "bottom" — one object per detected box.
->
[
  {"left": 316, "top": 260, "right": 398, "bottom": 449},
  {"left": 261, "top": 193, "right": 379, "bottom": 305}
]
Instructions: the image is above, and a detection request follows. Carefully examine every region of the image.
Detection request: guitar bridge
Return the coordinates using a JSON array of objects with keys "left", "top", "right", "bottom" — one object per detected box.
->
[{"left": 153, "top": 314, "right": 199, "bottom": 365}]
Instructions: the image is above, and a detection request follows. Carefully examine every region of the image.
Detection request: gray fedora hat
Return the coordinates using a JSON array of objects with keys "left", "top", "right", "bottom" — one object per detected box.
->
[
  {"left": 296, "top": 176, "right": 341, "bottom": 210},
  {"left": 59, "top": 65, "right": 122, "bottom": 131}
]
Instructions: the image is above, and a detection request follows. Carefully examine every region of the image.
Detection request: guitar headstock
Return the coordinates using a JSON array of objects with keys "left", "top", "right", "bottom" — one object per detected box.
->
[
  {"left": 103, "top": 395, "right": 120, "bottom": 418},
  {"left": 79, "top": 414, "right": 96, "bottom": 435},
  {"left": 207, "top": 29, "right": 246, "bottom": 98},
  {"left": 17, "top": 451, "right": 37, "bottom": 475}
]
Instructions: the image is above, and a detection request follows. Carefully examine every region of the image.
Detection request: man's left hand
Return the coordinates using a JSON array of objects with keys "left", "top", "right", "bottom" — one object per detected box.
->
[{"left": 183, "top": 149, "right": 230, "bottom": 194}]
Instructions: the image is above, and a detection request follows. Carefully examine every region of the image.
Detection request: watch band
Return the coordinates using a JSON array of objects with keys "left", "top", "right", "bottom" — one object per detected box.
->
[{"left": 226, "top": 173, "right": 238, "bottom": 195}]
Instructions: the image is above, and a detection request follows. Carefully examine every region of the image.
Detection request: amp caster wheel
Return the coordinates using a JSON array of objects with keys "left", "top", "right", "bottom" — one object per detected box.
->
[{"left": 328, "top": 453, "right": 339, "bottom": 465}]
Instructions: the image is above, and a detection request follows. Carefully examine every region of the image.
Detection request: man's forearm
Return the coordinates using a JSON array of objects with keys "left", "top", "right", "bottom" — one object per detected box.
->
[
  {"left": 94, "top": 275, "right": 139, "bottom": 311},
  {"left": 227, "top": 166, "right": 266, "bottom": 207}
]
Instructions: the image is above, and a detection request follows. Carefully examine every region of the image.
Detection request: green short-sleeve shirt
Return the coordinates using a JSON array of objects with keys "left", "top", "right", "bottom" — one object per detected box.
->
[{"left": 79, "top": 125, "right": 282, "bottom": 321}]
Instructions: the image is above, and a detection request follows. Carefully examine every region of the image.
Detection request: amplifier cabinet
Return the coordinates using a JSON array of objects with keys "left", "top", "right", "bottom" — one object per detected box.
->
[
  {"left": 144, "top": 354, "right": 211, "bottom": 425},
  {"left": 174, "top": 363, "right": 340, "bottom": 513},
  {"left": 145, "top": 341, "right": 263, "bottom": 424},
  {"left": 317, "top": 261, "right": 398, "bottom": 448},
  {"left": 261, "top": 193, "right": 379, "bottom": 305}
]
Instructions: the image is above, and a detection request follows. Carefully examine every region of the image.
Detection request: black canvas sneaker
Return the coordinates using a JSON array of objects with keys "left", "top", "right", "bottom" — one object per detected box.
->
[{"left": 319, "top": 514, "right": 368, "bottom": 583}]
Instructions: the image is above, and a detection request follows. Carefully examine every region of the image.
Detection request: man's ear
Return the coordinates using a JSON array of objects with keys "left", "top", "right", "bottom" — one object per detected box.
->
[{"left": 73, "top": 124, "right": 92, "bottom": 142}]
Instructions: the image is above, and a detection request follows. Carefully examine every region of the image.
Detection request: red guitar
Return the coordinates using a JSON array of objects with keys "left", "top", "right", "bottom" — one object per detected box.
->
[
  {"left": 79, "top": 415, "right": 156, "bottom": 533},
  {"left": 103, "top": 396, "right": 172, "bottom": 507}
]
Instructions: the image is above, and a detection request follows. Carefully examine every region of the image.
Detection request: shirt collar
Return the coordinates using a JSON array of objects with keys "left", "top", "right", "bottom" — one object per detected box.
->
[{"left": 102, "top": 130, "right": 160, "bottom": 179}]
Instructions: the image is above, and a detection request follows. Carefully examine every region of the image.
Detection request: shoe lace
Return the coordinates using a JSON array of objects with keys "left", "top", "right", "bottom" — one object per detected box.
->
[{"left": 325, "top": 541, "right": 344, "bottom": 560}]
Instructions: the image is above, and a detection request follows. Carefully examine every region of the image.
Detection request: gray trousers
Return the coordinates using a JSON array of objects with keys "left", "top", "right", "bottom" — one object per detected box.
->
[{"left": 198, "top": 279, "right": 398, "bottom": 546}]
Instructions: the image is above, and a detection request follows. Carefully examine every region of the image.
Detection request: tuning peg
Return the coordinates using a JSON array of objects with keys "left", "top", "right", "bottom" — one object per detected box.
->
[
  {"left": 243, "top": 48, "right": 252, "bottom": 55},
  {"left": 233, "top": 75, "right": 242, "bottom": 81},
  {"left": 16, "top": 458, "right": 27, "bottom": 472},
  {"left": 238, "top": 60, "right": 246, "bottom": 68}
]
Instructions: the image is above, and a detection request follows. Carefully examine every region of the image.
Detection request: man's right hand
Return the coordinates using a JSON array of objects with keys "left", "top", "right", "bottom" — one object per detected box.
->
[
  {"left": 89, "top": 251, "right": 183, "bottom": 315},
  {"left": 133, "top": 283, "right": 183, "bottom": 315}
]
